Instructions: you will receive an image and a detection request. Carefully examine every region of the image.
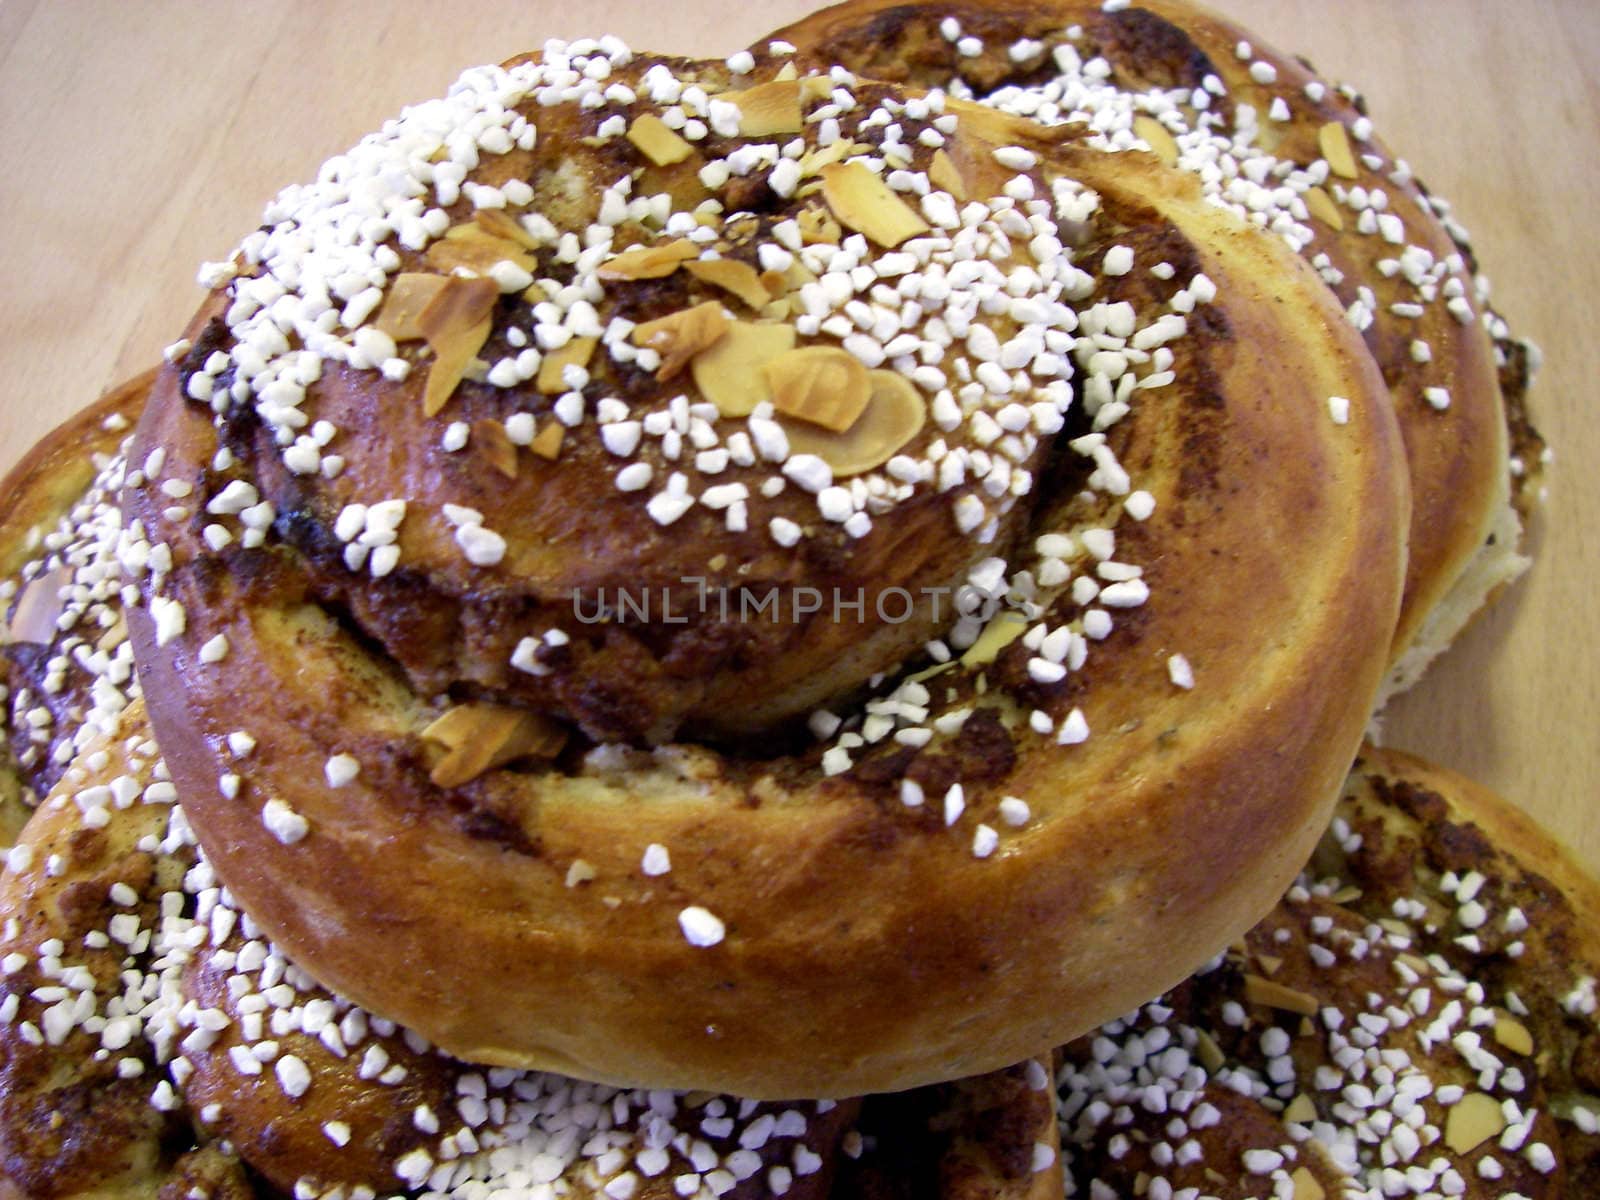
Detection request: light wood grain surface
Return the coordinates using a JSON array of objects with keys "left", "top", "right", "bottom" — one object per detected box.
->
[{"left": 1, "top": 2, "right": 1595, "bottom": 868}]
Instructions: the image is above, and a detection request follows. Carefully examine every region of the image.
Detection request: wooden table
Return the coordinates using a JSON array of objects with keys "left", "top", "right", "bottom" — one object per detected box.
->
[{"left": 2, "top": 2, "right": 1595, "bottom": 868}]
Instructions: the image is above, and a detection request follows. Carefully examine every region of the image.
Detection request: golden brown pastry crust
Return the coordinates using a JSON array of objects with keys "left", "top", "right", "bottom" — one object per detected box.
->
[
  {"left": 763, "top": 0, "right": 1523, "bottom": 682},
  {"left": 122, "top": 48, "right": 1407, "bottom": 1097}
]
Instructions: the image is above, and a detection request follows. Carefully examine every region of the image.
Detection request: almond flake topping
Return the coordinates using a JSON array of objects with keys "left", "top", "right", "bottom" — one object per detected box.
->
[
  {"left": 6, "top": 565, "right": 73, "bottom": 645},
  {"left": 690, "top": 321, "right": 796, "bottom": 417},
  {"left": 819, "top": 162, "right": 930, "bottom": 249},
  {"left": 373, "top": 273, "right": 452, "bottom": 343},
  {"left": 778, "top": 369, "right": 927, "bottom": 477},
  {"left": 927, "top": 149, "right": 968, "bottom": 200},
  {"left": 421, "top": 702, "right": 566, "bottom": 789},
  {"left": 630, "top": 301, "right": 730, "bottom": 381},
  {"left": 796, "top": 207, "right": 842, "bottom": 246},
  {"left": 1132, "top": 115, "right": 1179, "bottom": 166},
  {"left": 472, "top": 208, "right": 542, "bottom": 250},
  {"left": 684, "top": 258, "right": 771, "bottom": 310},
  {"left": 596, "top": 238, "right": 699, "bottom": 282},
  {"left": 764, "top": 346, "right": 871, "bottom": 432},
  {"left": 1242, "top": 974, "right": 1320, "bottom": 1016},
  {"left": 529, "top": 422, "right": 565, "bottom": 461},
  {"left": 1443, "top": 1091, "right": 1506, "bottom": 1154},
  {"left": 625, "top": 113, "right": 693, "bottom": 166},
  {"left": 1302, "top": 185, "right": 1345, "bottom": 230},
  {"left": 416, "top": 276, "right": 499, "bottom": 417},
  {"left": 720, "top": 79, "right": 804, "bottom": 136},
  {"left": 536, "top": 336, "right": 598, "bottom": 395},
  {"left": 424, "top": 220, "right": 537, "bottom": 276},
  {"left": 1318, "top": 119, "right": 1359, "bottom": 179},
  {"left": 1493, "top": 1013, "right": 1534, "bottom": 1056}
]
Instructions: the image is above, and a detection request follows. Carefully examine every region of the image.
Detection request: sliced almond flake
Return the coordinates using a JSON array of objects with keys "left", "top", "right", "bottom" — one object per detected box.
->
[
  {"left": 1397, "top": 952, "right": 1432, "bottom": 975},
  {"left": 6, "top": 565, "right": 73, "bottom": 645},
  {"left": 473, "top": 208, "right": 543, "bottom": 251},
  {"left": 927, "top": 149, "right": 968, "bottom": 201},
  {"left": 424, "top": 222, "right": 537, "bottom": 275},
  {"left": 962, "top": 612, "right": 1029, "bottom": 668},
  {"left": 474, "top": 418, "right": 519, "bottom": 479},
  {"left": 96, "top": 618, "right": 129, "bottom": 653},
  {"left": 1318, "top": 120, "right": 1359, "bottom": 179},
  {"left": 421, "top": 703, "right": 494, "bottom": 749},
  {"left": 1444, "top": 1092, "right": 1506, "bottom": 1154},
  {"left": 783, "top": 258, "right": 818, "bottom": 290},
  {"left": 1329, "top": 885, "right": 1363, "bottom": 904},
  {"left": 1193, "top": 1029, "right": 1225, "bottom": 1073},
  {"left": 419, "top": 312, "right": 492, "bottom": 416},
  {"left": 759, "top": 268, "right": 792, "bottom": 298},
  {"left": 1303, "top": 185, "right": 1345, "bottom": 231},
  {"left": 779, "top": 368, "right": 926, "bottom": 476},
  {"left": 721, "top": 79, "right": 803, "bottom": 136},
  {"left": 597, "top": 238, "right": 699, "bottom": 282},
  {"left": 799, "top": 138, "right": 859, "bottom": 178},
  {"left": 799, "top": 74, "right": 834, "bottom": 100},
  {"left": 1132, "top": 116, "right": 1179, "bottom": 166},
  {"left": 947, "top": 100, "right": 1073, "bottom": 197},
  {"left": 797, "top": 208, "right": 842, "bottom": 246},
  {"left": 685, "top": 258, "right": 772, "bottom": 310},
  {"left": 1288, "top": 1167, "right": 1326, "bottom": 1200},
  {"left": 820, "top": 162, "right": 930, "bottom": 249},
  {"left": 690, "top": 320, "right": 796, "bottom": 417},
  {"left": 1254, "top": 953, "right": 1283, "bottom": 976},
  {"left": 374, "top": 273, "right": 452, "bottom": 342},
  {"left": 951, "top": 98, "right": 1070, "bottom": 150},
  {"left": 627, "top": 114, "right": 695, "bottom": 167},
  {"left": 1377, "top": 916, "right": 1412, "bottom": 939},
  {"left": 1243, "top": 974, "right": 1320, "bottom": 1016},
  {"left": 423, "top": 702, "right": 565, "bottom": 789},
  {"left": 417, "top": 276, "right": 499, "bottom": 345},
  {"left": 766, "top": 346, "right": 871, "bottom": 432},
  {"left": 631, "top": 301, "right": 731, "bottom": 381},
  {"left": 1283, "top": 1094, "right": 1318, "bottom": 1125},
  {"left": 530, "top": 422, "right": 565, "bottom": 461},
  {"left": 536, "top": 336, "right": 598, "bottom": 395},
  {"left": 1494, "top": 1014, "right": 1534, "bottom": 1056}
]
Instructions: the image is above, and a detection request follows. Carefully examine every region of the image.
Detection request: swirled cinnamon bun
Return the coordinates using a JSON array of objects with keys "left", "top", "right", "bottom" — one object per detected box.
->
[
  {"left": 763, "top": 0, "right": 1544, "bottom": 699},
  {"left": 114, "top": 39, "right": 1406, "bottom": 1097}
]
